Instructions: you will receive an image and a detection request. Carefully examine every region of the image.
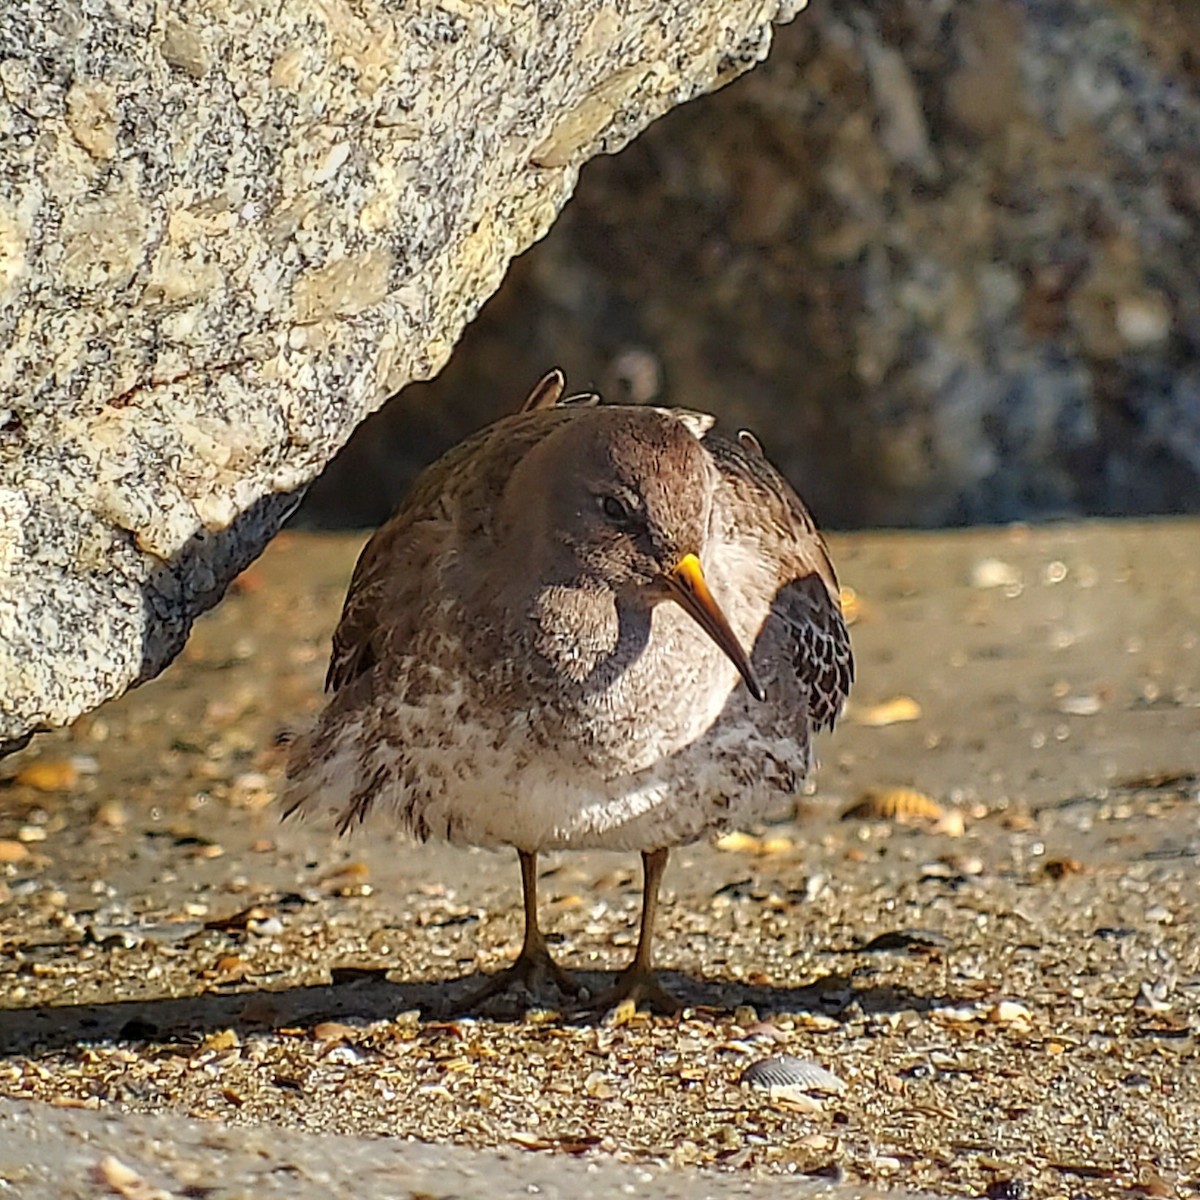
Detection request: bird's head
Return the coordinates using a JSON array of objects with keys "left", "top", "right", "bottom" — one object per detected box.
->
[{"left": 497, "top": 407, "right": 764, "bottom": 700}]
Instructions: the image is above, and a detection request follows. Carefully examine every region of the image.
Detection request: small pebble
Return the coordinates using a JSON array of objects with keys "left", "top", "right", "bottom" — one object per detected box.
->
[
  {"left": 989, "top": 1000, "right": 1033, "bottom": 1024},
  {"left": 985, "top": 1179, "right": 1027, "bottom": 1200},
  {"left": 971, "top": 558, "right": 1020, "bottom": 589},
  {"left": 14, "top": 759, "right": 80, "bottom": 792}
]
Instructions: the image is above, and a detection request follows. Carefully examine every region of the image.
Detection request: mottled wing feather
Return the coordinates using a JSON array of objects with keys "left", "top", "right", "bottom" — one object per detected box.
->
[
  {"left": 323, "top": 442, "right": 475, "bottom": 694},
  {"left": 326, "top": 523, "right": 402, "bottom": 692},
  {"left": 295, "top": 409, "right": 574, "bottom": 830},
  {"left": 777, "top": 572, "right": 854, "bottom": 731},
  {"left": 703, "top": 430, "right": 854, "bottom": 732},
  {"left": 324, "top": 410, "right": 573, "bottom": 695}
]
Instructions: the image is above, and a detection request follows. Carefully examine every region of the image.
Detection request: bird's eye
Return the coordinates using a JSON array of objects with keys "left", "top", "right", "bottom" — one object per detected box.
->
[{"left": 601, "top": 495, "right": 630, "bottom": 523}]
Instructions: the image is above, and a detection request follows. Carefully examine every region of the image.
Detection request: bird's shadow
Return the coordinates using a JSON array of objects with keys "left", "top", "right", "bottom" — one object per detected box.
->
[{"left": 0, "top": 965, "right": 942, "bottom": 1057}]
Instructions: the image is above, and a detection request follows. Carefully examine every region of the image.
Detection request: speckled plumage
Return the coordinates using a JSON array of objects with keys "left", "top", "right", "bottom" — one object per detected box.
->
[{"left": 284, "top": 372, "right": 852, "bottom": 1009}]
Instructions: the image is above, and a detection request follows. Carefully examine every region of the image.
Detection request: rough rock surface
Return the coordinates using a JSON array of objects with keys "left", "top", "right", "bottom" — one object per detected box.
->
[
  {"left": 0, "top": 1101, "right": 912, "bottom": 1200},
  {"left": 306, "top": 0, "right": 1200, "bottom": 530},
  {"left": 0, "top": 0, "right": 804, "bottom": 750}
]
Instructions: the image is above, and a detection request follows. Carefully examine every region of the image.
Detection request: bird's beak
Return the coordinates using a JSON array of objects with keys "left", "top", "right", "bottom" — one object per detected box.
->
[{"left": 662, "top": 554, "right": 766, "bottom": 702}]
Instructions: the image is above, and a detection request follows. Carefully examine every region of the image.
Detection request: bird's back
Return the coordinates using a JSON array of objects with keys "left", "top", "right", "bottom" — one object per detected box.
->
[{"left": 700, "top": 427, "right": 853, "bottom": 735}]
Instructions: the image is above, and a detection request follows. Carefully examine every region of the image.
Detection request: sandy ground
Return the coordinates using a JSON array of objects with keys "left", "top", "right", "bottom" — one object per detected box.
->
[{"left": 1, "top": 519, "right": 1198, "bottom": 1199}]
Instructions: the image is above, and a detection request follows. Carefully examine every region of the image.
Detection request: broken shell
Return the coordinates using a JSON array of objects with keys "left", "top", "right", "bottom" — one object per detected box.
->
[
  {"left": 970, "top": 557, "right": 1021, "bottom": 589},
  {"left": 839, "top": 585, "right": 862, "bottom": 625},
  {"left": 15, "top": 759, "right": 80, "bottom": 791},
  {"left": 850, "top": 695, "right": 922, "bottom": 726},
  {"left": 989, "top": 999, "right": 1034, "bottom": 1024},
  {"left": 714, "top": 830, "right": 793, "bottom": 855},
  {"left": 931, "top": 809, "right": 967, "bottom": 837},
  {"left": 0, "top": 840, "right": 30, "bottom": 863},
  {"left": 714, "top": 830, "right": 761, "bottom": 854},
  {"left": 93, "top": 1154, "right": 160, "bottom": 1198},
  {"left": 740, "top": 1055, "right": 846, "bottom": 1096},
  {"left": 842, "top": 788, "right": 944, "bottom": 823}
]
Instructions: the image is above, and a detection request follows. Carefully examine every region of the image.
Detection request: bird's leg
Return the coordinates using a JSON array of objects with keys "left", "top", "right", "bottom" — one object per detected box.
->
[
  {"left": 592, "top": 848, "right": 681, "bottom": 1015},
  {"left": 460, "top": 850, "right": 579, "bottom": 1009},
  {"left": 510, "top": 849, "right": 578, "bottom": 992}
]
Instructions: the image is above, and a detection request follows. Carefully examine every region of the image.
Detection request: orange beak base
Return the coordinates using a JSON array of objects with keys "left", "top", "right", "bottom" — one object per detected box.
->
[{"left": 662, "top": 554, "right": 766, "bottom": 702}]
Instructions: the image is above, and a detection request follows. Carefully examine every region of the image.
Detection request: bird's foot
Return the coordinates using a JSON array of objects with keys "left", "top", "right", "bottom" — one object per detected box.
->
[
  {"left": 457, "top": 944, "right": 581, "bottom": 1013},
  {"left": 590, "top": 964, "right": 681, "bottom": 1017}
]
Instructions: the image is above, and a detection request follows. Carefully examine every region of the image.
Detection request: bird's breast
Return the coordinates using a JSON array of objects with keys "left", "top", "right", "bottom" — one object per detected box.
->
[{"left": 526, "top": 601, "right": 748, "bottom": 775}]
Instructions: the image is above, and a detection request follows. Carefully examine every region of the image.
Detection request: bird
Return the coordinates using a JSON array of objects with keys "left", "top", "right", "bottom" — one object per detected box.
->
[{"left": 283, "top": 369, "right": 853, "bottom": 1013}]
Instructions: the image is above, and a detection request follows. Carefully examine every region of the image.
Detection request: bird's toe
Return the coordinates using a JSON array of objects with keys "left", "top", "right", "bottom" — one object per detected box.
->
[
  {"left": 588, "top": 965, "right": 682, "bottom": 1017},
  {"left": 456, "top": 945, "right": 581, "bottom": 1013}
]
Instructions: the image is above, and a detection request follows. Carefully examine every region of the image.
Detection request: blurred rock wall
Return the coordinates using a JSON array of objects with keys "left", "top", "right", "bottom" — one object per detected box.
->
[{"left": 304, "top": 0, "right": 1200, "bottom": 529}]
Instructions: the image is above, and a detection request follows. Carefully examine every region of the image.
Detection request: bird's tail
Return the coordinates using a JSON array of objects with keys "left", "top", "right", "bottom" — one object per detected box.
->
[{"left": 280, "top": 710, "right": 376, "bottom": 835}]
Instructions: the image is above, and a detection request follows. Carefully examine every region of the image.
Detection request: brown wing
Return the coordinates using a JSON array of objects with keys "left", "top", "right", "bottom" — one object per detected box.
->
[
  {"left": 326, "top": 520, "right": 411, "bottom": 692},
  {"left": 703, "top": 429, "right": 854, "bottom": 731},
  {"left": 774, "top": 570, "right": 854, "bottom": 731},
  {"left": 325, "top": 407, "right": 579, "bottom": 695},
  {"left": 323, "top": 429, "right": 488, "bottom": 694}
]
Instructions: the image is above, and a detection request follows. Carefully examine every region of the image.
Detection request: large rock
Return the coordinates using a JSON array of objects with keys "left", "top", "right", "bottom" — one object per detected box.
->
[
  {"left": 0, "top": 0, "right": 805, "bottom": 751},
  {"left": 306, "top": 0, "right": 1200, "bottom": 530}
]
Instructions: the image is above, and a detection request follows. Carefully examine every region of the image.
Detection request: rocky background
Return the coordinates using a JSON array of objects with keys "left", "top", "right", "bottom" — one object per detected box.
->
[
  {"left": 1, "top": 0, "right": 802, "bottom": 747},
  {"left": 304, "top": 0, "right": 1200, "bottom": 530}
]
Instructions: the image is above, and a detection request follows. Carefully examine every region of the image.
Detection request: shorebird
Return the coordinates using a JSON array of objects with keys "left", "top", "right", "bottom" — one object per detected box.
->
[{"left": 284, "top": 370, "right": 853, "bottom": 1012}]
